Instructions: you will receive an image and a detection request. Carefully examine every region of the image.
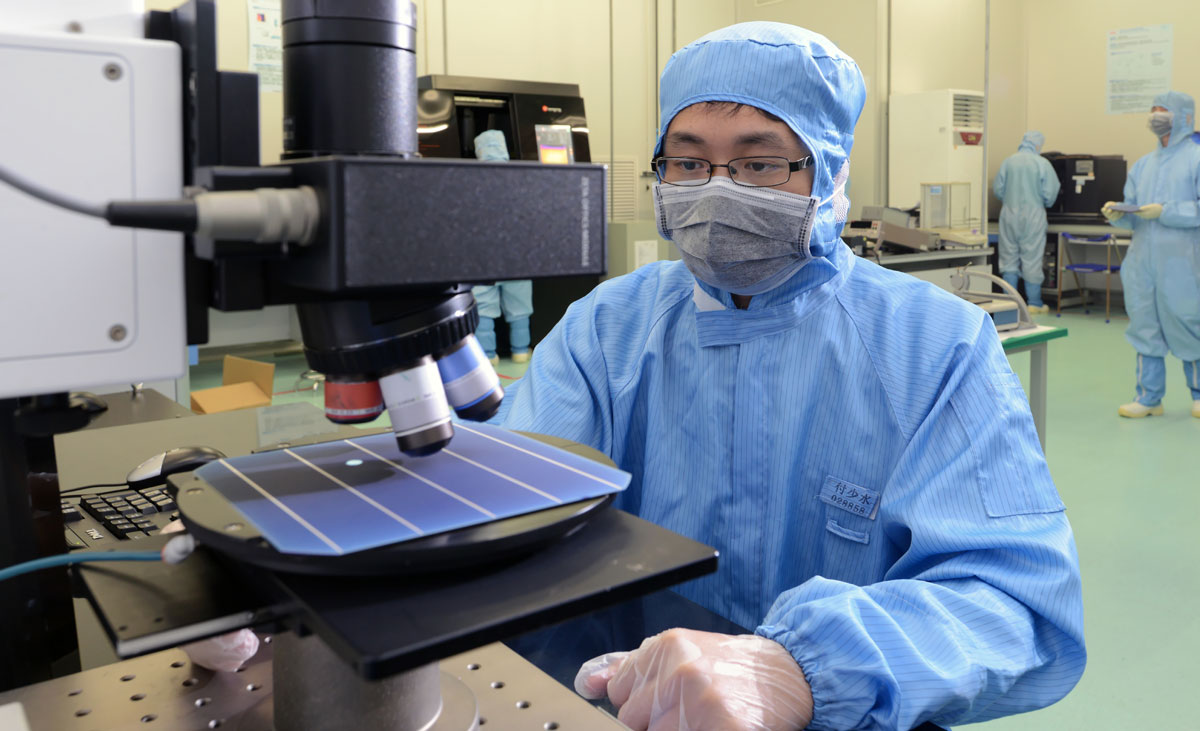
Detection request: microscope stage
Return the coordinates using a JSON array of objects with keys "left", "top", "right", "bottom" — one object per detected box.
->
[{"left": 76, "top": 508, "right": 717, "bottom": 678}]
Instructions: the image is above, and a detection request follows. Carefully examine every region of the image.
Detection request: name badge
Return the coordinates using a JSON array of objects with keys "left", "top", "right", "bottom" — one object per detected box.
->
[{"left": 820, "top": 476, "right": 880, "bottom": 520}]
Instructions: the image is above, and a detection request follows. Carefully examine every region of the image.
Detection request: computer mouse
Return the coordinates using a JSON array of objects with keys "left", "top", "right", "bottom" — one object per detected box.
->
[
  {"left": 127, "top": 446, "right": 227, "bottom": 489},
  {"left": 70, "top": 391, "right": 108, "bottom": 413}
]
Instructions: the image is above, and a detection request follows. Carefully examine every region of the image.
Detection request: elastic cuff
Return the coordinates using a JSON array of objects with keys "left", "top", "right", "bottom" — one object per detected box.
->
[{"left": 755, "top": 624, "right": 833, "bottom": 731}]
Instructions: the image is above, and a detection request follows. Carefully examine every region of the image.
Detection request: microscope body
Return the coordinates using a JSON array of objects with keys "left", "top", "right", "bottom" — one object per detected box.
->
[{"left": 194, "top": 1, "right": 606, "bottom": 455}]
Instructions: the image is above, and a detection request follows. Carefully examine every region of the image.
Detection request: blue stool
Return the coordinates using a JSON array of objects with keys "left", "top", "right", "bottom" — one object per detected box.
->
[{"left": 1057, "top": 233, "right": 1125, "bottom": 322}]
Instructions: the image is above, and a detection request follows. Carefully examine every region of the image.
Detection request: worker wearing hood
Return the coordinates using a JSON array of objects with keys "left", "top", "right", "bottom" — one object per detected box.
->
[
  {"left": 993, "top": 131, "right": 1060, "bottom": 312},
  {"left": 1103, "top": 91, "right": 1200, "bottom": 419},
  {"left": 496, "top": 23, "right": 1084, "bottom": 730}
]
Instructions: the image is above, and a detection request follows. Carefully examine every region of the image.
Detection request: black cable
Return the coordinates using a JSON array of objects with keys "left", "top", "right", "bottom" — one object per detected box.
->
[
  {"left": 59, "top": 482, "right": 129, "bottom": 495},
  {"left": 106, "top": 200, "right": 198, "bottom": 233}
]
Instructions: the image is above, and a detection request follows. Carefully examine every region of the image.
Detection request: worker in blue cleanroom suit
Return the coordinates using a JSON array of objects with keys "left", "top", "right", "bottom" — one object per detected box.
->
[
  {"left": 495, "top": 22, "right": 1084, "bottom": 731},
  {"left": 470, "top": 130, "right": 534, "bottom": 365},
  {"left": 472, "top": 280, "right": 533, "bottom": 364},
  {"left": 993, "top": 131, "right": 1060, "bottom": 313},
  {"left": 1102, "top": 91, "right": 1200, "bottom": 419}
]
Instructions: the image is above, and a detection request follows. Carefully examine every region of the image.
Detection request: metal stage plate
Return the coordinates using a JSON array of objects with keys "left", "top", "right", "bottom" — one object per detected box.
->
[
  {"left": 444, "top": 642, "right": 626, "bottom": 730},
  {"left": 76, "top": 509, "right": 718, "bottom": 679},
  {"left": 0, "top": 640, "right": 275, "bottom": 731},
  {"left": 74, "top": 542, "right": 289, "bottom": 658},
  {"left": 0, "top": 639, "right": 625, "bottom": 730}
]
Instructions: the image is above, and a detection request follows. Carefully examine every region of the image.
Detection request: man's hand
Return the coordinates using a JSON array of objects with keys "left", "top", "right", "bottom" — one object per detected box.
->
[
  {"left": 1100, "top": 202, "right": 1123, "bottom": 222},
  {"left": 574, "top": 628, "right": 813, "bottom": 731},
  {"left": 1134, "top": 203, "right": 1163, "bottom": 219}
]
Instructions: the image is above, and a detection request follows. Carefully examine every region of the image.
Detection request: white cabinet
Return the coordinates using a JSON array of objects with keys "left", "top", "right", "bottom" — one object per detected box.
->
[{"left": 888, "top": 89, "right": 985, "bottom": 225}]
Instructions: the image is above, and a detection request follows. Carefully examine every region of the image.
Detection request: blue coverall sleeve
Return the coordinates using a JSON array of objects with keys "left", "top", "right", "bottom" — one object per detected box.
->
[
  {"left": 1109, "top": 160, "right": 1140, "bottom": 232},
  {"left": 992, "top": 162, "right": 1007, "bottom": 200},
  {"left": 491, "top": 290, "right": 614, "bottom": 455},
  {"left": 1159, "top": 154, "right": 1200, "bottom": 228},
  {"left": 1040, "top": 158, "right": 1061, "bottom": 207},
  {"left": 756, "top": 322, "right": 1086, "bottom": 730}
]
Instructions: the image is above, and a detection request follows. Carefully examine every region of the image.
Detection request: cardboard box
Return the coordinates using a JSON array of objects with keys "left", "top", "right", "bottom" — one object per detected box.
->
[{"left": 190, "top": 355, "right": 275, "bottom": 414}]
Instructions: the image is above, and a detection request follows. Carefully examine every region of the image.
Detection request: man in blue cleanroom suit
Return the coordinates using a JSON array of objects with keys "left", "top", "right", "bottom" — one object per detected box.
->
[
  {"left": 993, "top": 131, "right": 1060, "bottom": 313},
  {"left": 494, "top": 22, "right": 1085, "bottom": 731},
  {"left": 470, "top": 130, "right": 535, "bottom": 364},
  {"left": 1102, "top": 91, "right": 1200, "bottom": 419}
]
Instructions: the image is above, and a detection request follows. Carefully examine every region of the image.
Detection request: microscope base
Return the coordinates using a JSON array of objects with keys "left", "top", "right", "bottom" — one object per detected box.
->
[{"left": 273, "top": 631, "right": 476, "bottom": 731}]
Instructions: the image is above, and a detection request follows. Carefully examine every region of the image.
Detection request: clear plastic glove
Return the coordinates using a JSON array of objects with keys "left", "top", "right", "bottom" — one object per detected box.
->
[
  {"left": 574, "top": 629, "right": 813, "bottom": 731},
  {"left": 1100, "top": 201, "right": 1123, "bottom": 222},
  {"left": 1134, "top": 203, "right": 1163, "bottom": 219},
  {"left": 575, "top": 651, "right": 631, "bottom": 698},
  {"left": 180, "top": 629, "right": 260, "bottom": 673},
  {"left": 161, "top": 520, "right": 260, "bottom": 672}
]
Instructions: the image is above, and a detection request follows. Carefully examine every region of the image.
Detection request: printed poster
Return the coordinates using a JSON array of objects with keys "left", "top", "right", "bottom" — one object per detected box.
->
[
  {"left": 1106, "top": 25, "right": 1172, "bottom": 115},
  {"left": 248, "top": 0, "right": 283, "bottom": 93}
]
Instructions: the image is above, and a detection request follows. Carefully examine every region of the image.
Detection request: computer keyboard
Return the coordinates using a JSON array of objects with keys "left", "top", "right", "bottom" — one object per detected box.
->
[{"left": 61, "top": 487, "right": 180, "bottom": 549}]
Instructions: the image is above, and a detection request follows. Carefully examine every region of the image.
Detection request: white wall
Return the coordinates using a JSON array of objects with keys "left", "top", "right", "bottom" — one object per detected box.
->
[
  {"left": 1025, "top": 0, "right": 1200, "bottom": 170},
  {"left": 890, "top": 0, "right": 985, "bottom": 96},
  {"left": 659, "top": 0, "right": 989, "bottom": 223},
  {"left": 673, "top": 0, "right": 737, "bottom": 53},
  {"left": 889, "top": 0, "right": 986, "bottom": 220},
  {"left": 985, "top": 0, "right": 1028, "bottom": 217},
  {"left": 614, "top": 0, "right": 662, "bottom": 221},
  {"left": 734, "top": 0, "right": 889, "bottom": 221}
]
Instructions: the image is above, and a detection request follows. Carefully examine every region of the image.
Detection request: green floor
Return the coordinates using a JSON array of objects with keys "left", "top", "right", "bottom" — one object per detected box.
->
[
  {"left": 981, "top": 310, "right": 1200, "bottom": 730},
  {"left": 192, "top": 311, "right": 1199, "bottom": 729}
]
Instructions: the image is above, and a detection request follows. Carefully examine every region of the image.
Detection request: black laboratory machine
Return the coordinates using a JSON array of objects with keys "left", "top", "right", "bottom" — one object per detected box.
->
[
  {"left": 1031, "top": 152, "right": 1126, "bottom": 292},
  {"left": 1041, "top": 152, "right": 1127, "bottom": 223},
  {"left": 416, "top": 75, "right": 601, "bottom": 352}
]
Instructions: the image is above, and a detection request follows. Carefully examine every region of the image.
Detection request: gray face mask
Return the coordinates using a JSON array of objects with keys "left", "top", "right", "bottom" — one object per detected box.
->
[
  {"left": 1148, "top": 111, "right": 1173, "bottom": 138},
  {"left": 653, "top": 176, "right": 830, "bottom": 296}
]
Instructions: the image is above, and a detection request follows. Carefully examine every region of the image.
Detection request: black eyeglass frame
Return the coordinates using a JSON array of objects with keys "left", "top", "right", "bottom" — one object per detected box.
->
[{"left": 650, "top": 155, "right": 815, "bottom": 187}]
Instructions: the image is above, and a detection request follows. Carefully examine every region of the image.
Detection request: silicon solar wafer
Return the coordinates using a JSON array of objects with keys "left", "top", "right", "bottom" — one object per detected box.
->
[{"left": 192, "top": 424, "right": 630, "bottom": 556}]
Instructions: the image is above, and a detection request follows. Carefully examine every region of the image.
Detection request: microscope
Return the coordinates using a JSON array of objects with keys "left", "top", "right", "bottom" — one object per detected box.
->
[{"left": 0, "top": 2, "right": 716, "bottom": 728}]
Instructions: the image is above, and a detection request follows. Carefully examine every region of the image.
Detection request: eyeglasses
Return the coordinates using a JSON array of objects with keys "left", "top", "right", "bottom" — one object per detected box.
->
[{"left": 651, "top": 156, "right": 814, "bottom": 187}]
